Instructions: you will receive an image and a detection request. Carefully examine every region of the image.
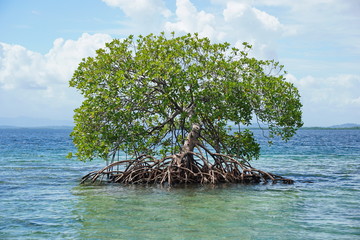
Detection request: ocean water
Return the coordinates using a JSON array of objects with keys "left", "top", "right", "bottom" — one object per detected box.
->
[{"left": 0, "top": 128, "right": 359, "bottom": 239}]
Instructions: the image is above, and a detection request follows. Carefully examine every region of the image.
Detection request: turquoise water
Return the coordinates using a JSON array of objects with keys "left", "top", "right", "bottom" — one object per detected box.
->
[{"left": 0, "top": 128, "right": 359, "bottom": 239}]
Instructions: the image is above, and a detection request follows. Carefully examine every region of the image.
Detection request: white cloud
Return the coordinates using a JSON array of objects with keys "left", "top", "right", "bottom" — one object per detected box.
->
[
  {"left": 221, "top": 1, "right": 292, "bottom": 59},
  {"left": 223, "top": 2, "right": 284, "bottom": 32},
  {"left": 290, "top": 74, "right": 360, "bottom": 108},
  {"left": 101, "top": 0, "right": 172, "bottom": 34},
  {"left": 164, "top": 0, "right": 220, "bottom": 40},
  {"left": 0, "top": 33, "right": 112, "bottom": 90},
  {"left": 213, "top": 0, "right": 360, "bottom": 53},
  {"left": 287, "top": 74, "right": 360, "bottom": 126},
  {"left": 252, "top": 8, "right": 281, "bottom": 32},
  {"left": 262, "top": 0, "right": 359, "bottom": 54},
  {"left": 223, "top": 1, "right": 247, "bottom": 21},
  {"left": 1, "top": 0, "right": 359, "bottom": 126},
  {"left": 102, "top": 0, "right": 171, "bottom": 18},
  {"left": 163, "top": 0, "right": 293, "bottom": 59},
  {"left": 0, "top": 43, "right": 43, "bottom": 90},
  {"left": 0, "top": 33, "right": 112, "bottom": 120}
]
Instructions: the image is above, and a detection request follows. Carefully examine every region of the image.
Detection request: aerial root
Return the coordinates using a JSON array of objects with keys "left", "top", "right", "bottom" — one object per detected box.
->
[{"left": 81, "top": 152, "right": 294, "bottom": 185}]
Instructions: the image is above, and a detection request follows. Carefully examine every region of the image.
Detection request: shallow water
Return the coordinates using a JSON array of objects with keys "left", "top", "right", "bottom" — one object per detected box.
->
[{"left": 0, "top": 128, "right": 359, "bottom": 239}]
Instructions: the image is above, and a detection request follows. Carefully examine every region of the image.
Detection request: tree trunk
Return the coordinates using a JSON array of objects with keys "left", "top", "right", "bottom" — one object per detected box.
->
[
  {"left": 181, "top": 123, "right": 201, "bottom": 153},
  {"left": 173, "top": 123, "right": 201, "bottom": 167}
]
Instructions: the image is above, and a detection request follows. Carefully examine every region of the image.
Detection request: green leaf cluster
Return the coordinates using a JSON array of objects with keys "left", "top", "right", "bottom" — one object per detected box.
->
[{"left": 69, "top": 33, "right": 303, "bottom": 161}]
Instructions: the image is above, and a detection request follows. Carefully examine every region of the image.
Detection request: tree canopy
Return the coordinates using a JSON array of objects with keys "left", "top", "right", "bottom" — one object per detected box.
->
[{"left": 69, "top": 32, "right": 303, "bottom": 163}]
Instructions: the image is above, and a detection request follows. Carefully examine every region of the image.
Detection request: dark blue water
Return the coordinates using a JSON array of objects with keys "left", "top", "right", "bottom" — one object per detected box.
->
[{"left": 0, "top": 128, "right": 359, "bottom": 239}]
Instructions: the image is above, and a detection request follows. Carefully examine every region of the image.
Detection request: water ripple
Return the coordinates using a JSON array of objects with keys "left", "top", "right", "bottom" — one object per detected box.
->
[{"left": 0, "top": 128, "right": 359, "bottom": 239}]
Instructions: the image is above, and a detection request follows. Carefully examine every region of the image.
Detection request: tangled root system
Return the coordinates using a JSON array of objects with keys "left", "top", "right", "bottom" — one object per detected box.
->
[{"left": 81, "top": 151, "right": 293, "bottom": 185}]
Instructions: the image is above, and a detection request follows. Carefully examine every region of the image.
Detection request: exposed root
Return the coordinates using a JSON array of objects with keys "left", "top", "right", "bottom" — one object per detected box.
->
[
  {"left": 81, "top": 151, "right": 294, "bottom": 185},
  {"left": 81, "top": 125, "right": 293, "bottom": 186}
]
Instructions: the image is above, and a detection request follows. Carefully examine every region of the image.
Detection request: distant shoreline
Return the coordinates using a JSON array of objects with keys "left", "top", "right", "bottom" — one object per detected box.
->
[
  {"left": 248, "top": 127, "right": 360, "bottom": 130},
  {"left": 300, "top": 127, "right": 360, "bottom": 130}
]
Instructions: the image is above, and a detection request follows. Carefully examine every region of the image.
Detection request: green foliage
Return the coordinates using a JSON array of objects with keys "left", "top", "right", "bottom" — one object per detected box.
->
[{"left": 69, "top": 32, "right": 303, "bottom": 161}]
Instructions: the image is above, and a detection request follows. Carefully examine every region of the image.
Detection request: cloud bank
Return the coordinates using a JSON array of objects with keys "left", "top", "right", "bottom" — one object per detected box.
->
[
  {"left": 1, "top": 0, "right": 359, "bottom": 126},
  {"left": 0, "top": 33, "right": 112, "bottom": 120}
]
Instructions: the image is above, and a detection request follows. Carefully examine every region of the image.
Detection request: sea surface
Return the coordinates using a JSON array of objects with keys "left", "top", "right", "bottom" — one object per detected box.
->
[{"left": 0, "top": 128, "right": 359, "bottom": 239}]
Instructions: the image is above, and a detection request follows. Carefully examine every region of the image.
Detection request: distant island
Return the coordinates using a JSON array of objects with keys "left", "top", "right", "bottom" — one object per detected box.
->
[
  {"left": 301, "top": 123, "right": 360, "bottom": 130},
  {"left": 327, "top": 123, "right": 360, "bottom": 128},
  {"left": 245, "top": 122, "right": 360, "bottom": 130}
]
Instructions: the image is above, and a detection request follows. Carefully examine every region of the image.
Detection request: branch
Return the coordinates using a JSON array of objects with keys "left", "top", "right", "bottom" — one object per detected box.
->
[{"left": 147, "top": 109, "right": 181, "bottom": 134}]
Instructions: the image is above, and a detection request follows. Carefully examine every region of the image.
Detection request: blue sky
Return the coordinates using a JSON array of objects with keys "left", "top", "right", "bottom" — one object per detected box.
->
[{"left": 0, "top": 0, "right": 359, "bottom": 126}]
